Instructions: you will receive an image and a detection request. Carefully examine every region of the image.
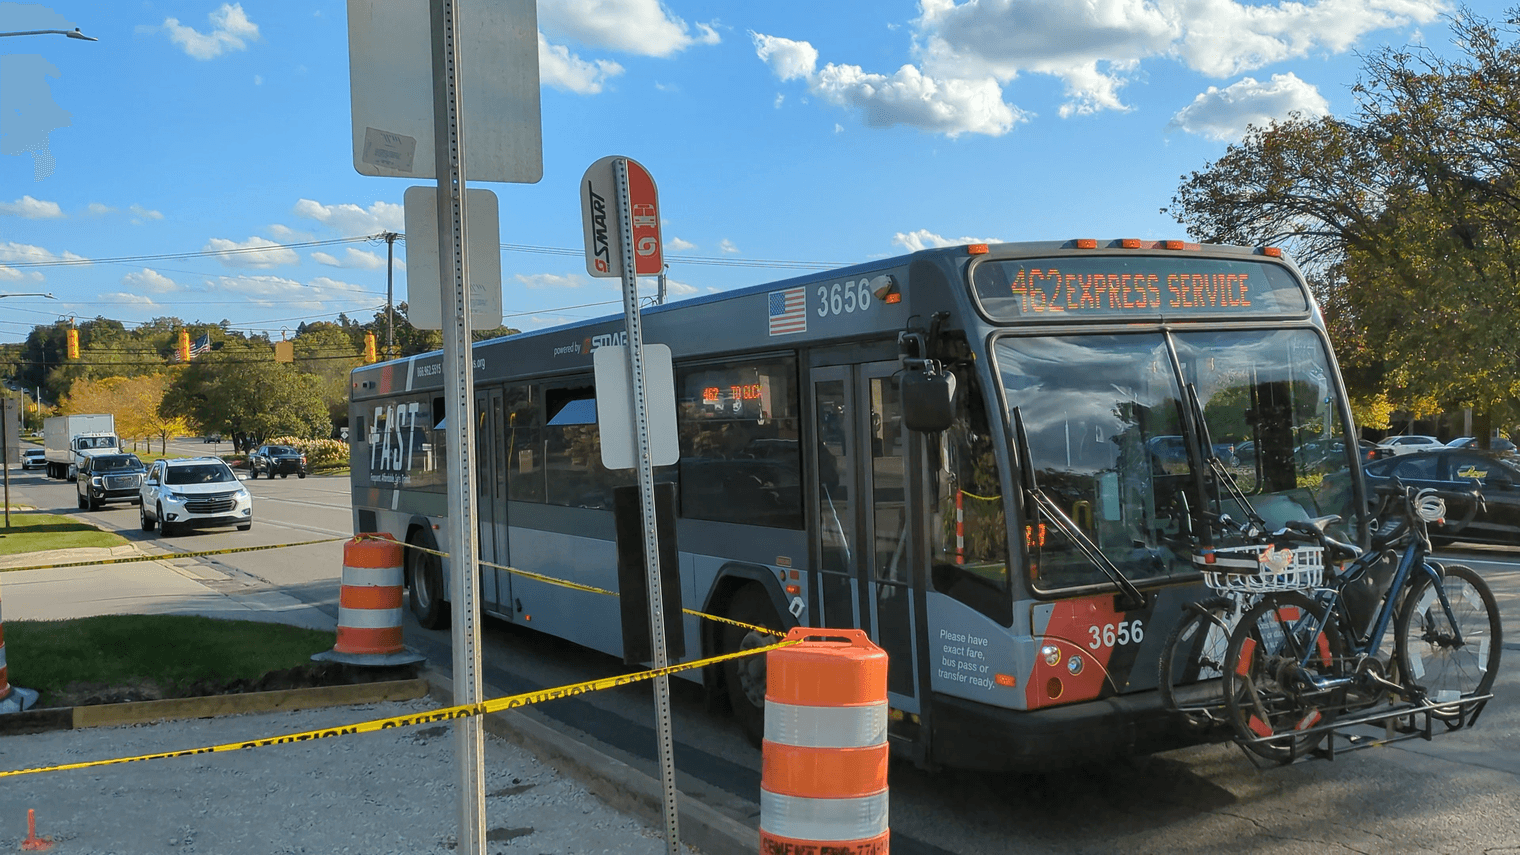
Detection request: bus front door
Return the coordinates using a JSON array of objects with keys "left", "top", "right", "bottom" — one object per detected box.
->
[
  {"left": 811, "top": 362, "right": 920, "bottom": 715},
  {"left": 474, "top": 388, "right": 512, "bottom": 616}
]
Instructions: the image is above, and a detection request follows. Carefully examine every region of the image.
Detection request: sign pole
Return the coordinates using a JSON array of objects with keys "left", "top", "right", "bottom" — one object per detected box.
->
[
  {"left": 429, "top": 0, "right": 486, "bottom": 852},
  {"left": 613, "top": 157, "right": 681, "bottom": 854}
]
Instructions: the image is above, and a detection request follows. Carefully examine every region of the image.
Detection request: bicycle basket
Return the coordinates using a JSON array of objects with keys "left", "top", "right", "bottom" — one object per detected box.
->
[{"left": 1194, "top": 543, "right": 1324, "bottom": 594}]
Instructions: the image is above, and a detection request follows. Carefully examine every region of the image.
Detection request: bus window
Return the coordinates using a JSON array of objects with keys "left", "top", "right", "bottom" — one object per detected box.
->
[
  {"left": 505, "top": 384, "right": 543, "bottom": 503},
  {"left": 676, "top": 356, "right": 803, "bottom": 529},
  {"left": 544, "top": 385, "right": 631, "bottom": 510},
  {"left": 996, "top": 334, "right": 1192, "bottom": 592},
  {"left": 930, "top": 367, "right": 1011, "bottom": 624},
  {"left": 1174, "top": 329, "right": 1358, "bottom": 535}
]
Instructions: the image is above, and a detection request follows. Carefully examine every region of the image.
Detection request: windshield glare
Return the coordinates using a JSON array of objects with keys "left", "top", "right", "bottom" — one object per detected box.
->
[
  {"left": 94, "top": 455, "right": 143, "bottom": 471},
  {"left": 166, "top": 464, "right": 236, "bottom": 485},
  {"left": 997, "top": 328, "right": 1357, "bottom": 592}
]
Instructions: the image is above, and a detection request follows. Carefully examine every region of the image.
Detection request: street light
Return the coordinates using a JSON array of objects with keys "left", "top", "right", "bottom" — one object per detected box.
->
[
  {"left": 0, "top": 28, "right": 97, "bottom": 41},
  {"left": 0, "top": 293, "right": 56, "bottom": 300}
]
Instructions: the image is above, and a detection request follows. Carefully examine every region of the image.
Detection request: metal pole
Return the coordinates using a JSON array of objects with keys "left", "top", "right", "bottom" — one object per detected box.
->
[
  {"left": 3, "top": 398, "right": 11, "bottom": 529},
  {"left": 657, "top": 265, "right": 667, "bottom": 306},
  {"left": 430, "top": 0, "right": 486, "bottom": 852},
  {"left": 385, "top": 232, "right": 398, "bottom": 359},
  {"left": 613, "top": 157, "right": 681, "bottom": 854}
]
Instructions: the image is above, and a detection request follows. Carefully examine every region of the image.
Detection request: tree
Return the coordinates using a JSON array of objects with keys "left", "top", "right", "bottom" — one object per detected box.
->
[
  {"left": 164, "top": 341, "right": 332, "bottom": 448},
  {"left": 293, "top": 323, "right": 361, "bottom": 426},
  {"left": 1165, "top": 9, "right": 1520, "bottom": 436}
]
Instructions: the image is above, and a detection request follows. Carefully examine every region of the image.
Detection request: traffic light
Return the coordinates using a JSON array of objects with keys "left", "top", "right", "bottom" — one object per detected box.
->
[
  {"left": 66, "top": 328, "right": 79, "bottom": 359},
  {"left": 177, "top": 330, "right": 191, "bottom": 362},
  {"left": 364, "top": 332, "right": 378, "bottom": 364}
]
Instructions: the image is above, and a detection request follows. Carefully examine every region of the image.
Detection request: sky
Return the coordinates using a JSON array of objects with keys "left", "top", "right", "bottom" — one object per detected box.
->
[{"left": 0, "top": 0, "right": 1467, "bottom": 347}]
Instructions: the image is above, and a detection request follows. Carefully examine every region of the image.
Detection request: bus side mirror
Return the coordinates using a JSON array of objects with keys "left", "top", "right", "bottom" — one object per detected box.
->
[{"left": 902, "top": 364, "right": 956, "bottom": 433}]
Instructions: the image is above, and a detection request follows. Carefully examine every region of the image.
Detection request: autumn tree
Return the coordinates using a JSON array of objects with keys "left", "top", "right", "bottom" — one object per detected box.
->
[{"left": 1166, "top": 8, "right": 1520, "bottom": 438}]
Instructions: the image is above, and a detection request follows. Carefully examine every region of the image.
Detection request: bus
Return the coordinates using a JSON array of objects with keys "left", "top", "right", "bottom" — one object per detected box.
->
[{"left": 348, "top": 238, "right": 1365, "bottom": 771}]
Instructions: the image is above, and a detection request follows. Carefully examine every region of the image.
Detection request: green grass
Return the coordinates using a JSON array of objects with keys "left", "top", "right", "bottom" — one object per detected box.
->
[
  {"left": 5, "top": 614, "right": 335, "bottom": 708},
  {"left": 0, "top": 513, "right": 126, "bottom": 556}
]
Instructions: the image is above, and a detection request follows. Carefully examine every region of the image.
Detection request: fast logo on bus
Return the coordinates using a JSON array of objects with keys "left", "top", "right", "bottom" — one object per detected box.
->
[{"left": 370, "top": 402, "right": 422, "bottom": 485}]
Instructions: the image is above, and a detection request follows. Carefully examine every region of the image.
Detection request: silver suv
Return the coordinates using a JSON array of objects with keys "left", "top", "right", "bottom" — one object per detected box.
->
[{"left": 140, "top": 457, "right": 252, "bottom": 536}]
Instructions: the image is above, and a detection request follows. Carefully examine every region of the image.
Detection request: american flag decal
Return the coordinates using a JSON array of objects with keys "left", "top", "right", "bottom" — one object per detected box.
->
[{"left": 768, "top": 286, "right": 807, "bottom": 336}]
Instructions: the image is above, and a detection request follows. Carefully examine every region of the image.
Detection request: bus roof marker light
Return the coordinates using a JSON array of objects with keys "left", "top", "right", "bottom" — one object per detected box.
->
[
  {"left": 872, "top": 274, "right": 902, "bottom": 304},
  {"left": 994, "top": 673, "right": 1016, "bottom": 687},
  {"left": 1261, "top": 246, "right": 1283, "bottom": 257},
  {"left": 1074, "top": 238, "right": 1097, "bottom": 249},
  {"left": 1119, "top": 238, "right": 1142, "bottom": 249},
  {"left": 966, "top": 243, "right": 990, "bottom": 255}
]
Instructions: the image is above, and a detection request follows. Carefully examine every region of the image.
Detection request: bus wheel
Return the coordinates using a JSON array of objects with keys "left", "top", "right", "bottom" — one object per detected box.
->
[
  {"left": 721, "top": 585, "right": 781, "bottom": 746},
  {"left": 408, "top": 537, "right": 450, "bottom": 630}
]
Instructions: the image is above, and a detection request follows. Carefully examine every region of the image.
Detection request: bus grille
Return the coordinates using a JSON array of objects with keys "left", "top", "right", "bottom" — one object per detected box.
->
[{"left": 185, "top": 493, "right": 237, "bottom": 514}]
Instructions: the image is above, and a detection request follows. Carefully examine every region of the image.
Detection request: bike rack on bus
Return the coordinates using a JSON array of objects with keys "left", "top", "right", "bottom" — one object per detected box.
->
[{"left": 1233, "top": 693, "right": 1495, "bottom": 767}]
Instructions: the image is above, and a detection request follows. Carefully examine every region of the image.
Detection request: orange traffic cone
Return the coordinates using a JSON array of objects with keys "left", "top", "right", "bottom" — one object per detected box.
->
[{"left": 313, "top": 535, "right": 424, "bottom": 667}]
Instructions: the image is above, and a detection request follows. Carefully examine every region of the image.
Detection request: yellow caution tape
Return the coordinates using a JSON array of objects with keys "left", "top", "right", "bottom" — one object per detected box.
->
[
  {"left": 0, "top": 636, "right": 800, "bottom": 779},
  {"left": 359, "top": 534, "right": 788, "bottom": 639},
  {"left": 0, "top": 537, "right": 347, "bottom": 574}
]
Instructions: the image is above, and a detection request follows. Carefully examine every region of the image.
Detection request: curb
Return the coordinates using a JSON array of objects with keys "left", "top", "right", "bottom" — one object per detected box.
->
[
  {"left": 422, "top": 670, "right": 756, "bottom": 855},
  {"left": 0, "top": 679, "right": 430, "bottom": 737}
]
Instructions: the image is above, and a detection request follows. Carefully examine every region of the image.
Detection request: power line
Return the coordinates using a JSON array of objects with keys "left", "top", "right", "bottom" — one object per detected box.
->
[{"left": 1, "top": 236, "right": 378, "bottom": 269}]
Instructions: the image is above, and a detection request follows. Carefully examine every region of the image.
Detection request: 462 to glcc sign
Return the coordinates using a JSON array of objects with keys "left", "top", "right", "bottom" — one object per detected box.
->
[{"left": 580, "top": 156, "right": 663, "bottom": 279}]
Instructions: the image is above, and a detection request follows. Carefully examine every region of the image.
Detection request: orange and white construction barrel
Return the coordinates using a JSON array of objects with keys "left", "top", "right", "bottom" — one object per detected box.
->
[
  {"left": 313, "top": 535, "right": 424, "bottom": 667},
  {"left": 0, "top": 582, "right": 39, "bottom": 714},
  {"left": 760, "top": 627, "right": 890, "bottom": 855}
]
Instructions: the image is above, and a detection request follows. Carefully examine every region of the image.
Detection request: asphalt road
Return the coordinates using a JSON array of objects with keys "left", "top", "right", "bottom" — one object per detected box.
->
[{"left": 6, "top": 464, "right": 1520, "bottom": 854}]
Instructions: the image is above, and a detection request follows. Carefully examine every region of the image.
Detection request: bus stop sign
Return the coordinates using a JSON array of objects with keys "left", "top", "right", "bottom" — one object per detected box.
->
[{"left": 580, "top": 155, "right": 662, "bottom": 278}]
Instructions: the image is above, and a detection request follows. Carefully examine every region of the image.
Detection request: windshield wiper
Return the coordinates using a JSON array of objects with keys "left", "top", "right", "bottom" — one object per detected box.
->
[
  {"left": 1012, "top": 407, "right": 1147, "bottom": 611},
  {"left": 1185, "top": 383, "right": 1266, "bottom": 537}
]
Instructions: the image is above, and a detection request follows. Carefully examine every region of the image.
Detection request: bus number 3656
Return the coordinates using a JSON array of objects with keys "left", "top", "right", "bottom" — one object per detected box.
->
[
  {"left": 816, "top": 279, "right": 874, "bottom": 318},
  {"left": 1088, "top": 620, "right": 1144, "bottom": 650}
]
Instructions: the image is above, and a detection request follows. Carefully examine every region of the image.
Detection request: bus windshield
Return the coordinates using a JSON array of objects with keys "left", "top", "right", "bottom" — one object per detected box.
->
[{"left": 996, "top": 328, "right": 1356, "bottom": 592}]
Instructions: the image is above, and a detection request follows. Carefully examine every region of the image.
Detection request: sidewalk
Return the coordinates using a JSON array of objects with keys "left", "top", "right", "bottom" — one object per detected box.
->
[{"left": 0, "top": 544, "right": 336, "bottom": 631}]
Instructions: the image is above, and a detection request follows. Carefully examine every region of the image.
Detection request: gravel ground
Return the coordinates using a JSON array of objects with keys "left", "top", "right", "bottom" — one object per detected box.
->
[{"left": 0, "top": 698, "right": 694, "bottom": 854}]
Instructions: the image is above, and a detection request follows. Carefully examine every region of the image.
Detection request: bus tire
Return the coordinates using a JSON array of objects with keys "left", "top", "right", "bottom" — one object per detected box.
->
[
  {"left": 720, "top": 584, "right": 781, "bottom": 747},
  {"left": 408, "top": 535, "right": 450, "bottom": 630}
]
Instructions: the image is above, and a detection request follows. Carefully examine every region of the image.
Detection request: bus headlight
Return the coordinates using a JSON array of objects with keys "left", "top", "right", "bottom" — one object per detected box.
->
[
  {"left": 1067, "top": 655, "right": 1084, "bottom": 675},
  {"left": 1041, "top": 644, "right": 1061, "bottom": 666}
]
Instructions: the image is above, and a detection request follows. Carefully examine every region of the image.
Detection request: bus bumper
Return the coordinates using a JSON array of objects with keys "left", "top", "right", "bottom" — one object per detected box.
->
[{"left": 929, "top": 690, "right": 1213, "bottom": 772}]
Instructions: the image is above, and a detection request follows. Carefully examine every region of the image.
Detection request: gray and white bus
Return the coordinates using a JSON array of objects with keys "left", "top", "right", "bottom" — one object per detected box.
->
[{"left": 348, "top": 238, "right": 1364, "bottom": 771}]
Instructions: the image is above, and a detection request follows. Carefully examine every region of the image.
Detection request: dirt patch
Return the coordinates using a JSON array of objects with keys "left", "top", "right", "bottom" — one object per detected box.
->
[{"left": 48, "top": 662, "right": 422, "bottom": 708}]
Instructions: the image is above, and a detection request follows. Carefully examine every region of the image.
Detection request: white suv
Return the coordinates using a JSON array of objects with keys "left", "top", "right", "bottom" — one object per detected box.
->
[
  {"left": 140, "top": 457, "right": 252, "bottom": 536},
  {"left": 1375, "top": 435, "right": 1443, "bottom": 456}
]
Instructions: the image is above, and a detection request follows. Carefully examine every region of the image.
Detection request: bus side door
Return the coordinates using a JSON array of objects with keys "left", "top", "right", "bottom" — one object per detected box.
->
[
  {"left": 475, "top": 388, "right": 512, "bottom": 616},
  {"left": 810, "top": 361, "right": 920, "bottom": 714}
]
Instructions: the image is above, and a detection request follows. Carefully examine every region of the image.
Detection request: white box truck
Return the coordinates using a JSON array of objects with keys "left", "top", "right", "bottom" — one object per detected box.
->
[{"left": 44, "top": 414, "right": 119, "bottom": 481}]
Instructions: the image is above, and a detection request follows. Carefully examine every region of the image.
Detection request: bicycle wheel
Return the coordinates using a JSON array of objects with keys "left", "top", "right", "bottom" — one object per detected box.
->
[
  {"left": 1158, "top": 596, "right": 1236, "bottom": 729},
  {"left": 1395, "top": 562, "right": 1502, "bottom": 726},
  {"left": 1222, "top": 591, "right": 1346, "bottom": 764}
]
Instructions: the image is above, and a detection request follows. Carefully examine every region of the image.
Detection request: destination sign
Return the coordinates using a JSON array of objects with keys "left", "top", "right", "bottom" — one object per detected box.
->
[{"left": 972, "top": 256, "right": 1308, "bottom": 321}]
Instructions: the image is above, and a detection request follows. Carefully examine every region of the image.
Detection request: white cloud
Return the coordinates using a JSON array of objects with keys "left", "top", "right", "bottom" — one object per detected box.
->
[
  {"left": 892, "top": 229, "right": 1001, "bottom": 252},
  {"left": 539, "top": 33, "right": 625, "bottom": 94},
  {"left": 665, "top": 236, "right": 696, "bottom": 252},
  {"left": 513, "top": 272, "right": 586, "bottom": 290},
  {"left": 267, "top": 223, "right": 315, "bottom": 241},
  {"left": 121, "top": 268, "right": 179, "bottom": 294},
  {"left": 0, "top": 266, "right": 27, "bottom": 281},
  {"left": 312, "top": 247, "right": 389, "bottom": 270},
  {"left": 206, "top": 274, "right": 367, "bottom": 309},
  {"left": 129, "top": 204, "right": 163, "bottom": 223},
  {"left": 753, "top": 33, "right": 818, "bottom": 82},
  {"left": 293, "top": 198, "right": 403, "bottom": 236},
  {"left": 719, "top": 239, "right": 740, "bottom": 254},
  {"left": 0, "top": 241, "right": 86, "bottom": 265},
  {"left": 755, "top": 0, "right": 1441, "bottom": 135},
  {"left": 203, "top": 236, "right": 300, "bottom": 269},
  {"left": 86, "top": 203, "right": 114, "bottom": 216},
  {"left": 539, "top": 0, "right": 719, "bottom": 58},
  {"left": 98, "top": 292, "right": 158, "bottom": 306},
  {"left": 663, "top": 278, "right": 698, "bottom": 296},
  {"left": 163, "top": 3, "right": 260, "bottom": 60},
  {"left": 0, "top": 196, "right": 64, "bottom": 218},
  {"left": 1169, "top": 73, "right": 1330, "bottom": 140}
]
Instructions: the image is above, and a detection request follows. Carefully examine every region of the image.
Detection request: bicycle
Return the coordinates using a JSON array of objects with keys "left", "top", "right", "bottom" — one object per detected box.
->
[{"left": 1219, "top": 479, "right": 1503, "bottom": 764}]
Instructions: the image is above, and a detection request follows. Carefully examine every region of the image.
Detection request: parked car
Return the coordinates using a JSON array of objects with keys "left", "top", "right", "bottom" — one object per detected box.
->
[
  {"left": 20, "top": 447, "right": 46, "bottom": 471},
  {"left": 140, "top": 457, "right": 252, "bottom": 536},
  {"left": 1359, "top": 439, "right": 1391, "bottom": 462},
  {"left": 1375, "top": 434, "right": 1443, "bottom": 456},
  {"left": 203, "top": 435, "right": 222, "bottom": 444},
  {"left": 1363, "top": 449, "right": 1520, "bottom": 545},
  {"left": 76, "top": 453, "right": 146, "bottom": 510},
  {"left": 248, "top": 444, "right": 307, "bottom": 479},
  {"left": 1446, "top": 436, "right": 1518, "bottom": 453}
]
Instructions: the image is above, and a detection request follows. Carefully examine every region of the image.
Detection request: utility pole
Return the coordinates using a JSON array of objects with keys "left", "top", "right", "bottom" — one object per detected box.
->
[{"left": 383, "top": 231, "right": 399, "bottom": 359}]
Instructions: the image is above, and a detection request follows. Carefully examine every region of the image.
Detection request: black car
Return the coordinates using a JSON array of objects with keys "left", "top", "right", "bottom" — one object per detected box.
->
[
  {"left": 1363, "top": 449, "right": 1520, "bottom": 545},
  {"left": 249, "top": 444, "right": 307, "bottom": 479},
  {"left": 76, "top": 452, "right": 147, "bottom": 510}
]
